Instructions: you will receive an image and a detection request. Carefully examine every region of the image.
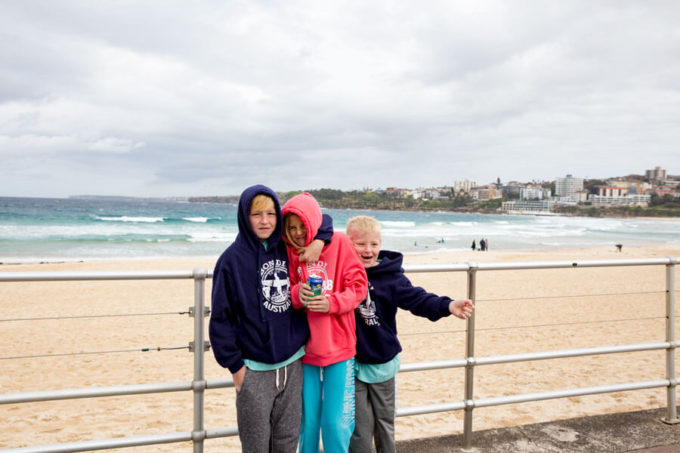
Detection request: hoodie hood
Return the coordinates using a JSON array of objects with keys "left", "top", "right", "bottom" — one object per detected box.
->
[
  {"left": 281, "top": 192, "right": 322, "bottom": 247},
  {"left": 235, "top": 184, "right": 283, "bottom": 251},
  {"left": 366, "top": 250, "right": 404, "bottom": 277}
]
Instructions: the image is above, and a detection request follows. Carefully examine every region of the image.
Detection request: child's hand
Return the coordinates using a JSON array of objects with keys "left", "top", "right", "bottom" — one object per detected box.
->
[
  {"left": 304, "top": 295, "right": 330, "bottom": 313},
  {"left": 299, "top": 283, "right": 314, "bottom": 305},
  {"left": 299, "top": 239, "right": 324, "bottom": 263},
  {"left": 232, "top": 365, "right": 246, "bottom": 392},
  {"left": 449, "top": 299, "right": 474, "bottom": 319}
]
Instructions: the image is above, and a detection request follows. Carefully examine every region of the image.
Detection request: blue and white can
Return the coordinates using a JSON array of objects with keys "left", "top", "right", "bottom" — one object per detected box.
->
[{"left": 307, "top": 275, "right": 323, "bottom": 296}]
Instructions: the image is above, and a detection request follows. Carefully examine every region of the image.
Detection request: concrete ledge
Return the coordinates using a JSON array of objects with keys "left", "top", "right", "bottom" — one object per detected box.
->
[{"left": 395, "top": 408, "right": 680, "bottom": 452}]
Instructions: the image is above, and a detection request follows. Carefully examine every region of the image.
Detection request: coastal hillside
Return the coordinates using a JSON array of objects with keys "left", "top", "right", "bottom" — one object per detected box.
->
[{"left": 189, "top": 186, "right": 680, "bottom": 217}]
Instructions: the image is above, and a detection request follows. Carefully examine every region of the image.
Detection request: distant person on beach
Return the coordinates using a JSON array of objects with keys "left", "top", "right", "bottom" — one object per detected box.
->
[
  {"left": 480, "top": 238, "right": 486, "bottom": 251},
  {"left": 485, "top": 238, "right": 489, "bottom": 251},
  {"left": 282, "top": 193, "right": 368, "bottom": 453},
  {"left": 346, "top": 215, "right": 474, "bottom": 453},
  {"left": 616, "top": 243, "right": 623, "bottom": 252},
  {"left": 471, "top": 240, "right": 476, "bottom": 251},
  {"left": 209, "top": 185, "right": 333, "bottom": 453}
]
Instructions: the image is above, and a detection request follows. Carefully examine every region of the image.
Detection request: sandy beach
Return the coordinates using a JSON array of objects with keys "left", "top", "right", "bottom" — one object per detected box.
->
[{"left": 1, "top": 244, "right": 678, "bottom": 452}]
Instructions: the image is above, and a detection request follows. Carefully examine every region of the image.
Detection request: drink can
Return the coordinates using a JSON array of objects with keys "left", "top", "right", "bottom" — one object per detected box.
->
[{"left": 307, "top": 275, "right": 323, "bottom": 296}]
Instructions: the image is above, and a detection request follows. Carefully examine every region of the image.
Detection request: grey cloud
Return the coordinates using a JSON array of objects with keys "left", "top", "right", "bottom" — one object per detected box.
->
[{"left": 1, "top": 1, "right": 678, "bottom": 197}]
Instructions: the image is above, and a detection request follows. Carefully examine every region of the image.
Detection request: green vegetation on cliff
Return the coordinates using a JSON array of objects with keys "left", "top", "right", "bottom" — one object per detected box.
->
[{"left": 280, "top": 189, "right": 478, "bottom": 212}]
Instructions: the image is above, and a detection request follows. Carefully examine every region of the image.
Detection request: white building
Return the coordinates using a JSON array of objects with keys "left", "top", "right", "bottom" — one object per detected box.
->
[
  {"left": 645, "top": 166, "right": 667, "bottom": 182},
  {"left": 589, "top": 194, "right": 650, "bottom": 207},
  {"left": 520, "top": 185, "right": 551, "bottom": 200},
  {"left": 555, "top": 175, "right": 584, "bottom": 200},
  {"left": 406, "top": 189, "right": 422, "bottom": 199},
  {"left": 454, "top": 179, "right": 477, "bottom": 194},
  {"left": 588, "top": 186, "right": 650, "bottom": 206},
  {"left": 598, "top": 186, "right": 628, "bottom": 197},
  {"left": 501, "top": 200, "right": 554, "bottom": 214}
]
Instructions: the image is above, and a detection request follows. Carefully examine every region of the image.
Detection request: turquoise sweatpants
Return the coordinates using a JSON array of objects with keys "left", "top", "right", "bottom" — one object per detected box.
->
[{"left": 299, "top": 359, "right": 355, "bottom": 453}]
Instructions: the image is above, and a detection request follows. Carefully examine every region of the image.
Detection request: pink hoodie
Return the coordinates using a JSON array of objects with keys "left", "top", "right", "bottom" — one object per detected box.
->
[{"left": 282, "top": 193, "right": 368, "bottom": 366}]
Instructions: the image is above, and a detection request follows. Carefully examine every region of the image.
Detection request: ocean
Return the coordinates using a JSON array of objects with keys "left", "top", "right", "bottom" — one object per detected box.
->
[{"left": 1, "top": 196, "right": 679, "bottom": 263}]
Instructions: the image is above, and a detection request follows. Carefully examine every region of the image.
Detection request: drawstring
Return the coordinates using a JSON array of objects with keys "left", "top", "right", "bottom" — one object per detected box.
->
[
  {"left": 363, "top": 289, "right": 372, "bottom": 309},
  {"left": 275, "top": 364, "right": 289, "bottom": 391}
]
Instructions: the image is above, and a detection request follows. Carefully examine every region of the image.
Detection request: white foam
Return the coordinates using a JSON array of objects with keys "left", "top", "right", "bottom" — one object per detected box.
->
[
  {"left": 97, "top": 216, "right": 164, "bottom": 223},
  {"left": 187, "top": 231, "right": 236, "bottom": 243},
  {"left": 183, "top": 217, "right": 210, "bottom": 223},
  {"left": 381, "top": 221, "right": 416, "bottom": 228}
]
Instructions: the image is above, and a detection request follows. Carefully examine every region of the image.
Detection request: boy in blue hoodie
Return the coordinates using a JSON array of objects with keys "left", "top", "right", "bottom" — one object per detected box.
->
[
  {"left": 209, "top": 184, "right": 332, "bottom": 453},
  {"left": 346, "top": 215, "right": 474, "bottom": 453}
]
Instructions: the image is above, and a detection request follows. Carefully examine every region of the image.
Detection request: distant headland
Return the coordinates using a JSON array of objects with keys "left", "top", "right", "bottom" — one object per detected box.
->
[
  {"left": 70, "top": 170, "right": 680, "bottom": 218},
  {"left": 187, "top": 171, "right": 680, "bottom": 218}
]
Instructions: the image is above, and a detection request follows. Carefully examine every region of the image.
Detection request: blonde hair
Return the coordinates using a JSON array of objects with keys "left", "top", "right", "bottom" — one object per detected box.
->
[
  {"left": 283, "top": 213, "right": 304, "bottom": 247},
  {"left": 250, "top": 194, "right": 275, "bottom": 213},
  {"left": 346, "top": 215, "right": 381, "bottom": 238}
]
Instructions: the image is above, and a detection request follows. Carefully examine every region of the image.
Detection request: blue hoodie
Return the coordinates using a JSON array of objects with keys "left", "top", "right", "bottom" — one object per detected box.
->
[
  {"left": 209, "top": 185, "right": 332, "bottom": 373},
  {"left": 355, "top": 249, "right": 453, "bottom": 365}
]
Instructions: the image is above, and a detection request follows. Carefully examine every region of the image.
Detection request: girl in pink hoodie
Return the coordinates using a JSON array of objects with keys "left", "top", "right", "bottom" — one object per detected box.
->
[{"left": 282, "top": 192, "right": 367, "bottom": 453}]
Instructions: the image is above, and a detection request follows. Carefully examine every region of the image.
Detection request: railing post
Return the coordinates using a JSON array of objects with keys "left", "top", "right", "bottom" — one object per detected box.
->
[
  {"left": 462, "top": 262, "right": 478, "bottom": 451},
  {"left": 662, "top": 258, "right": 679, "bottom": 424},
  {"left": 192, "top": 268, "right": 209, "bottom": 451}
]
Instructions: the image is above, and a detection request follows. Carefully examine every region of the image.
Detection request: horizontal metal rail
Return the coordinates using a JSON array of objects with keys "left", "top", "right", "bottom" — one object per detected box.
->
[
  {"left": 0, "top": 378, "right": 234, "bottom": 405},
  {"left": 0, "top": 425, "right": 243, "bottom": 453},
  {"left": 395, "top": 379, "right": 672, "bottom": 417},
  {"left": 473, "top": 341, "right": 673, "bottom": 366},
  {"left": 1, "top": 432, "right": 196, "bottom": 453},
  {"left": 399, "top": 359, "right": 468, "bottom": 373},
  {"left": 472, "top": 380, "right": 671, "bottom": 409},
  {"left": 0, "top": 270, "right": 199, "bottom": 282},
  {"left": 1, "top": 256, "right": 677, "bottom": 283},
  {"left": 397, "top": 401, "right": 467, "bottom": 417},
  {"left": 403, "top": 256, "right": 678, "bottom": 273}
]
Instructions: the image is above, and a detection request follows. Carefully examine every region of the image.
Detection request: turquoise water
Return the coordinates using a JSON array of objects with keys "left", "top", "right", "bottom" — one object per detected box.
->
[{"left": 1, "top": 197, "right": 679, "bottom": 263}]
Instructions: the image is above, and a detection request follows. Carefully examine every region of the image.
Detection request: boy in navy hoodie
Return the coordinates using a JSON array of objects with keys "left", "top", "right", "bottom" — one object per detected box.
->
[
  {"left": 209, "top": 185, "right": 332, "bottom": 453},
  {"left": 346, "top": 216, "right": 474, "bottom": 453}
]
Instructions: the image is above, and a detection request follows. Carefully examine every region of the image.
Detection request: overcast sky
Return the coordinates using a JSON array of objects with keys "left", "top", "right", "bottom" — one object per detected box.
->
[{"left": 1, "top": 1, "right": 679, "bottom": 198}]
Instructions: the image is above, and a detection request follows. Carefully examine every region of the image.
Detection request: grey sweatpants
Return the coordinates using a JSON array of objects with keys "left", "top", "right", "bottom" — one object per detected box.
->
[
  {"left": 235, "top": 359, "right": 303, "bottom": 453},
  {"left": 349, "top": 377, "right": 396, "bottom": 453}
]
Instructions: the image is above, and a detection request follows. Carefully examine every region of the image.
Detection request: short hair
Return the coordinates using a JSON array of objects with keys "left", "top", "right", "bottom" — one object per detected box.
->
[
  {"left": 346, "top": 215, "right": 381, "bottom": 237},
  {"left": 250, "top": 194, "right": 275, "bottom": 212}
]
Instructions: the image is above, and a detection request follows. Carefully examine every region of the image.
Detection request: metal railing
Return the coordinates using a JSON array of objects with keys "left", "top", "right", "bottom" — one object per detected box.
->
[{"left": 0, "top": 256, "right": 677, "bottom": 452}]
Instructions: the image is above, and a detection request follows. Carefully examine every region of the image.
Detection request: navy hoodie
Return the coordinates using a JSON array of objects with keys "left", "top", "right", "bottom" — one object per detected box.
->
[
  {"left": 355, "top": 249, "right": 453, "bottom": 365},
  {"left": 209, "top": 185, "right": 332, "bottom": 373}
]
